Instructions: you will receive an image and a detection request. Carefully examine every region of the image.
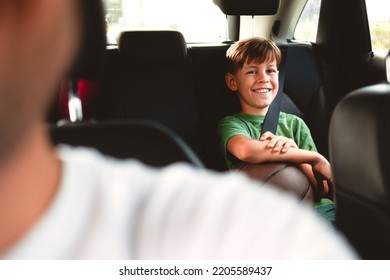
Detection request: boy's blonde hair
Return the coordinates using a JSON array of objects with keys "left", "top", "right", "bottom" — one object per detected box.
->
[{"left": 226, "top": 37, "right": 281, "bottom": 74}]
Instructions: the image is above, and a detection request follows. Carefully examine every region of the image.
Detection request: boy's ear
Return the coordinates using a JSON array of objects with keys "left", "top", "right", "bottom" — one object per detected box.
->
[{"left": 225, "top": 73, "right": 238, "bottom": 91}]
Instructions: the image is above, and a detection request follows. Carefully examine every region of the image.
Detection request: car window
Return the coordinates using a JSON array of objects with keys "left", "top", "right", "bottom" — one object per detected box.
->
[
  {"left": 294, "top": 0, "right": 321, "bottom": 42},
  {"left": 295, "top": 0, "right": 390, "bottom": 53},
  {"left": 103, "top": 0, "right": 226, "bottom": 44},
  {"left": 366, "top": 0, "right": 390, "bottom": 54}
]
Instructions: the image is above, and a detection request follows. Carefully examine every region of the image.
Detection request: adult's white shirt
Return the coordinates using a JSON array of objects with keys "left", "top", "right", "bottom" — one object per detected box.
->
[{"left": 5, "top": 146, "right": 357, "bottom": 259}]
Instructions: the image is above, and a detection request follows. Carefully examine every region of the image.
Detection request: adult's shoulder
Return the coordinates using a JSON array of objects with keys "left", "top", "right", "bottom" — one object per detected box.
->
[{"left": 55, "top": 145, "right": 357, "bottom": 259}]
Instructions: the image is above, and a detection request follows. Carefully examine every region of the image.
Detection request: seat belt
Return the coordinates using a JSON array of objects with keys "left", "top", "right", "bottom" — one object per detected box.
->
[{"left": 260, "top": 41, "right": 288, "bottom": 135}]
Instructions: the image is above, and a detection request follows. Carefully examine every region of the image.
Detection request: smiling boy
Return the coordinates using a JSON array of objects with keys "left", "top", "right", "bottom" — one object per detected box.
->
[{"left": 218, "top": 37, "right": 334, "bottom": 211}]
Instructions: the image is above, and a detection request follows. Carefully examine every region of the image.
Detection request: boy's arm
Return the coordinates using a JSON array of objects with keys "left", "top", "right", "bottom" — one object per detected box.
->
[
  {"left": 261, "top": 132, "right": 329, "bottom": 191},
  {"left": 227, "top": 134, "right": 333, "bottom": 187}
]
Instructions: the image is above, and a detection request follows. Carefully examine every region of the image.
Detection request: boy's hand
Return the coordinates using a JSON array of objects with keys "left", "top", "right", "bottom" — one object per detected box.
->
[
  {"left": 311, "top": 156, "right": 334, "bottom": 194},
  {"left": 260, "top": 131, "right": 298, "bottom": 153}
]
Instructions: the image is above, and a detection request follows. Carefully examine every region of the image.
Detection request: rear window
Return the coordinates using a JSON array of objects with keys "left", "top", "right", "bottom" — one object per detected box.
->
[{"left": 103, "top": 0, "right": 227, "bottom": 44}]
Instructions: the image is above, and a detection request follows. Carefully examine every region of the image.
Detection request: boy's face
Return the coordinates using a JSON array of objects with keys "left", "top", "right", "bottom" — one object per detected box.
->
[{"left": 225, "top": 58, "right": 279, "bottom": 115}]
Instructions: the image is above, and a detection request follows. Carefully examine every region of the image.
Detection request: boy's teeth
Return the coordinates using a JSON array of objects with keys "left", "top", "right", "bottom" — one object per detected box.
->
[{"left": 256, "top": 89, "right": 270, "bottom": 93}]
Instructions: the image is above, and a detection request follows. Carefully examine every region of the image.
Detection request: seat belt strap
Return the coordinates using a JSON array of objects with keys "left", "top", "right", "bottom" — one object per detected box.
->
[{"left": 261, "top": 42, "right": 288, "bottom": 135}]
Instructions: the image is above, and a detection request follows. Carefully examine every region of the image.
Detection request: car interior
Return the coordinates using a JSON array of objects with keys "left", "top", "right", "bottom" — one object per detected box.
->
[{"left": 46, "top": 0, "right": 390, "bottom": 259}]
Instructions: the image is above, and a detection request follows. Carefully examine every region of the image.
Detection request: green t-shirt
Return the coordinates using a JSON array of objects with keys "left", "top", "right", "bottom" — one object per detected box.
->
[
  {"left": 218, "top": 112, "right": 317, "bottom": 170},
  {"left": 218, "top": 112, "right": 335, "bottom": 225}
]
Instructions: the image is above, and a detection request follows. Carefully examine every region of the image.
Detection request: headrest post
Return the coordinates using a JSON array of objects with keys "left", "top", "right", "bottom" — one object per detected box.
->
[
  {"left": 225, "top": 15, "right": 229, "bottom": 42},
  {"left": 386, "top": 50, "right": 390, "bottom": 83},
  {"left": 226, "top": 15, "right": 240, "bottom": 42},
  {"left": 252, "top": 15, "right": 255, "bottom": 37}
]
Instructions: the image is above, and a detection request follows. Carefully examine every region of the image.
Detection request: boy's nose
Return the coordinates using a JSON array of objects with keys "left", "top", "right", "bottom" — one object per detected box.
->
[{"left": 257, "top": 72, "right": 270, "bottom": 83}]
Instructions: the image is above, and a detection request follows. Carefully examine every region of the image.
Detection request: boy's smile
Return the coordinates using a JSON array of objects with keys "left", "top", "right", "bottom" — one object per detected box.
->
[{"left": 225, "top": 59, "right": 279, "bottom": 115}]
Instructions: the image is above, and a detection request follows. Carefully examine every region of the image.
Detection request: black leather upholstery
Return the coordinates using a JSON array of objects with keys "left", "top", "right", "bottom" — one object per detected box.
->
[
  {"left": 116, "top": 31, "right": 203, "bottom": 157},
  {"left": 51, "top": 120, "right": 204, "bottom": 168},
  {"left": 189, "top": 44, "right": 239, "bottom": 171},
  {"left": 329, "top": 83, "right": 390, "bottom": 259},
  {"left": 285, "top": 43, "right": 329, "bottom": 156}
]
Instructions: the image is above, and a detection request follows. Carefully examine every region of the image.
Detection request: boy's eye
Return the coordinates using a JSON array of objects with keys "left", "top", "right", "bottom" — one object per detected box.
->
[
  {"left": 246, "top": 70, "right": 257, "bottom": 75},
  {"left": 267, "top": 68, "right": 278, "bottom": 74}
]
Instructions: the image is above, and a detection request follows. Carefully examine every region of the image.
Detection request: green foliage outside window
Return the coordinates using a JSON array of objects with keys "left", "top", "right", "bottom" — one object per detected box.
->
[{"left": 370, "top": 22, "right": 390, "bottom": 53}]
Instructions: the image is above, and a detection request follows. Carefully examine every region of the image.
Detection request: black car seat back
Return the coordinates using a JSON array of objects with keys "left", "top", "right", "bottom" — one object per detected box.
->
[{"left": 329, "top": 83, "right": 390, "bottom": 259}]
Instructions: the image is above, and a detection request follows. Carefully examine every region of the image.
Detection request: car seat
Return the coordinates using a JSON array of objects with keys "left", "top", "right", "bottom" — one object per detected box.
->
[{"left": 329, "top": 82, "right": 390, "bottom": 259}]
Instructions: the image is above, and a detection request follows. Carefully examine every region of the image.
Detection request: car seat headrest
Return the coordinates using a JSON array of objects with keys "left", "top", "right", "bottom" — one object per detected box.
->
[
  {"left": 213, "top": 0, "right": 280, "bottom": 15},
  {"left": 69, "top": 0, "right": 106, "bottom": 80},
  {"left": 118, "top": 31, "right": 187, "bottom": 62}
]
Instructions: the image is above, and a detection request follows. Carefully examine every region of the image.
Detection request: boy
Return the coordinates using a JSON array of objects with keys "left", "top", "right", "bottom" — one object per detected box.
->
[{"left": 219, "top": 37, "right": 334, "bottom": 220}]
